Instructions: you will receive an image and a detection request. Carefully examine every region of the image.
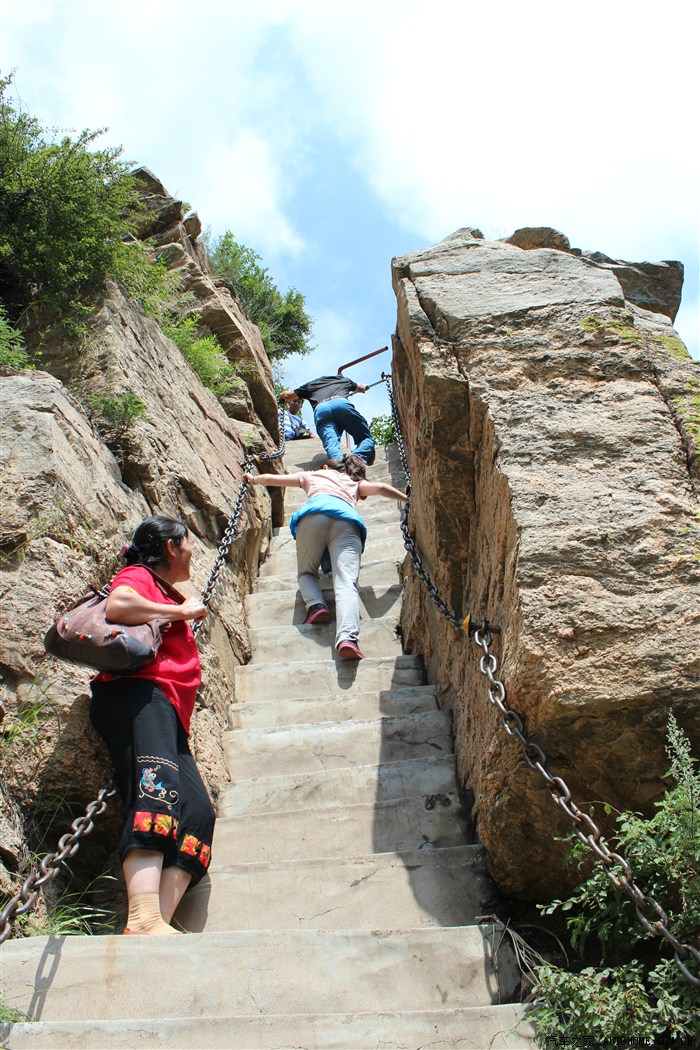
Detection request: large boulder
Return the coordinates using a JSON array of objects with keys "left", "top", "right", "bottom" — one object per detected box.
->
[{"left": 393, "top": 228, "right": 700, "bottom": 898}]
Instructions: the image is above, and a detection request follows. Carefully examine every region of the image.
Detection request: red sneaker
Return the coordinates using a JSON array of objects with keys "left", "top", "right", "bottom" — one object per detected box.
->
[
  {"left": 304, "top": 604, "right": 330, "bottom": 625},
  {"left": 337, "top": 641, "right": 364, "bottom": 661}
]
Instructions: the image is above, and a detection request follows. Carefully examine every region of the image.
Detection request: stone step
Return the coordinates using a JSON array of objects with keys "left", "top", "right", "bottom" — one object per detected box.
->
[
  {"left": 260, "top": 532, "right": 405, "bottom": 577},
  {"left": 0, "top": 926, "right": 520, "bottom": 1020},
  {"left": 246, "top": 582, "right": 404, "bottom": 628},
  {"left": 3, "top": 1004, "right": 534, "bottom": 1049},
  {"left": 213, "top": 792, "right": 468, "bottom": 863},
  {"left": 219, "top": 755, "right": 458, "bottom": 816},
  {"left": 228, "top": 683, "right": 437, "bottom": 729},
  {"left": 253, "top": 555, "right": 403, "bottom": 592},
  {"left": 233, "top": 655, "right": 425, "bottom": 701},
  {"left": 224, "top": 710, "right": 453, "bottom": 778},
  {"left": 248, "top": 618, "right": 403, "bottom": 664},
  {"left": 175, "top": 845, "right": 490, "bottom": 932}
]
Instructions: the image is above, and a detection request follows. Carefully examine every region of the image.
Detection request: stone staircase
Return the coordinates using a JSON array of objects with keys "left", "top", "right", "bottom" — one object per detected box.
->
[{"left": 0, "top": 438, "right": 534, "bottom": 1048}]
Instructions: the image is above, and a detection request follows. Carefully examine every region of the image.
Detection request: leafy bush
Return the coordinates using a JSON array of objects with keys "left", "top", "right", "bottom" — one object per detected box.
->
[
  {"left": 112, "top": 248, "right": 182, "bottom": 324},
  {"left": 0, "top": 74, "right": 142, "bottom": 328},
  {"left": 0, "top": 305, "right": 31, "bottom": 368},
  {"left": 89, "top": 391, "right": 147, "bottom": 441},
  {"left": 370, "top": 414, "right": 395, "bottom": 445},
  {"left": 531, "top": 713, "right": 700, "bottom": 1046},
  {"left": 206, "top": 231, "right": 314, "bottom": 360},
  {"left": 162, "top": 316, "right": 241, "bottom": 396}
]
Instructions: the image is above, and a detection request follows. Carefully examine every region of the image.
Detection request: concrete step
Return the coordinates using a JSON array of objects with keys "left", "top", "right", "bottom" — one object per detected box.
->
[
  {"left": 253, "top": 555, "right": 403, "bottom": 592},
  {"left": 261, "top": 532, "right": 404, "bottom": 577},
  {"left": 228, "top": 683, "right": 437, "bottom": 729},
  {"left": 0, "top": 926, "right": 520, "bottom": 1020},
  {"left": 176, "top": 845, "right": 491, "bottom": 933},
  {"left": 2, "top": 1004, "right": 534, "bottom": 1048},
  {"left": 233, "top": 654, "right": 425, "bottom": 701},
  {"left": 246, "top": 582, "right": 404, "bottom": 628},
  {"left": 219, "top": 754, "right": 458, "bottom": 816},
  {"left": 248, "top": 618, "right": 403, "bottom": 664},
  {"left": 224, "top": 710, "right": 453, "bottom": 778},
  {"left": 213, "top": 792, "right": 469, "bottom": 863}
]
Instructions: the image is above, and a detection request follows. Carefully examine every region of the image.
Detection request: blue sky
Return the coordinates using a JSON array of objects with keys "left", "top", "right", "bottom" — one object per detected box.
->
[{"left": 1, "top": 0, "right": 698, "bottom": 425}]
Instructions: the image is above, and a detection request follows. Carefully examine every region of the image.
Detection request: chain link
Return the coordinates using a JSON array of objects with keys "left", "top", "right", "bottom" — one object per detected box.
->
[
  {"left": 0, "top": 407, "right": 288, "bottom": 943},
  {"left": 0, "top": 780, "right": 117, "bottom": 944},
  {"left": 382, "top": 371, "right": 699, "bottom": 988}
]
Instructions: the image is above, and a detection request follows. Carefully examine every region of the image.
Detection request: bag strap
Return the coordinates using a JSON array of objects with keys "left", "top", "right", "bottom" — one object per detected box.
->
[{"left": 98, "top": 566, "right": 185, "bottom": 606}]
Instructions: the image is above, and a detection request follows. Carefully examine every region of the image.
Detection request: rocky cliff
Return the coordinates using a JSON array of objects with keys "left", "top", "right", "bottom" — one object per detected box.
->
[
  {"left": 393, "top": 227, "right": 700, "bottom": 898},
  {"left": 0, "top": 172, "right": 279, "bottom": 909}
]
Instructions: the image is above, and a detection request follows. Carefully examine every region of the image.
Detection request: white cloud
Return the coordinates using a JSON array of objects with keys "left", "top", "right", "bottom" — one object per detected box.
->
[
  {"left": 197, "top": 131, "right": 306, "bottom": 258},
  {"left": 279, "top": 1, "right": 698, "bottom": 258}
]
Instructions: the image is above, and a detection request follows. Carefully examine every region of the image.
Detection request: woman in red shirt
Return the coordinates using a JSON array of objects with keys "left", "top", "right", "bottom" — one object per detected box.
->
[{"left": 90, "top": 515, "right": 215, "bottom": 935}]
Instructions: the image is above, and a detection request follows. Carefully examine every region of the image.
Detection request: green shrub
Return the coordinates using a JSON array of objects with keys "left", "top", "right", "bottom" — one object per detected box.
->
[
  {"left": 370, "top": 414, "right": 395, "bottom": 445},
  {"left": 112, "top": 247, "right": 182, "bottom": 324},
  {"left": 205, "top": 231, "right": 314, "bottom": 360},
  {"left": 531, "top": 713, "right": 700, "bottom": 1046},
  {"left": 89, "top": 391, "right": 147, "bottom": 441},
  {"left": 0, "top": 305, "right": 31, "bottom": 368},
  {"left": 0, "top": 74, "right": 143, "bottom": 328},
  {"left": 162, "top": 316, "right": 240, "bottom": 396}
]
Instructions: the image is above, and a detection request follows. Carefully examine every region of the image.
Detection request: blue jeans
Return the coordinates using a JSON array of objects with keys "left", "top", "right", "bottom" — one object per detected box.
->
[{"left": 313, "top": 398, "right": 375, "bottom": 463}]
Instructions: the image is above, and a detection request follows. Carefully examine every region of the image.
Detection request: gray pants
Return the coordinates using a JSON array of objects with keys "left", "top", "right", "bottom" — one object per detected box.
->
[{"left": 295, "top": 513, "right": 362, "bottom": 648}]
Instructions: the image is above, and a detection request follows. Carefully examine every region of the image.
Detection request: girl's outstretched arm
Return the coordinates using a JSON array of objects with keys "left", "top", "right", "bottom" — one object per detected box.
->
[
  {"left": 358, "top": 480, "right": 407, "bottom": 501},
  {"left": 243, "top": 472, "right": 301, "bottom": 488}
]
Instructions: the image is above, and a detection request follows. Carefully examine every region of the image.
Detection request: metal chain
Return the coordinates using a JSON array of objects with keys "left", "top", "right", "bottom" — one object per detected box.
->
[
  {"left": 196, "top": 404, "right": 287, "bottom": 633},
  {"left": 474, "top": 626, "right": 700, "bottom": 987},
  {"left": 0, "top": 406, "right": 288, "bottom": 944},
  {"left": 382, "top": 370, "right": 699, "bottom": 988},
  {"left": 0, "top": 781, "right": 117, "bottom": 944}
]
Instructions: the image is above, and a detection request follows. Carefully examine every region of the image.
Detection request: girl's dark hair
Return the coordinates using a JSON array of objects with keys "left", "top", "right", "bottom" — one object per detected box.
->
[
  {"left": 322, "top": 455, "right": 367, "bottom": 482},
  {"left": 123, "top": 516, "right": 187, "bottom": 568},
  {"left": 342, "top": 454, "right": 367, "bottom": 482}
]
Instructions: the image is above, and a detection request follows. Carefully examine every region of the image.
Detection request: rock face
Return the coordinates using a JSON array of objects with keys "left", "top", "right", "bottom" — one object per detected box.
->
[
  {"left": 0, "top": 175, "right": 279, "bottom": 911},
  {"left": 393, "top": 227, "right": 700, "bottom": 898}
]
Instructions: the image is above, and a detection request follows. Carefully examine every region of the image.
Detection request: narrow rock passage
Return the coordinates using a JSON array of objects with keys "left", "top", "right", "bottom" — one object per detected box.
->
[{"left": 0, "top": 438, "right": 534, "bottom": 1048}]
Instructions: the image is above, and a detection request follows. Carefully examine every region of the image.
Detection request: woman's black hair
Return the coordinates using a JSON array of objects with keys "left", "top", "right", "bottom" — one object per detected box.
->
[
  {"left": 342, "top": 454, "right": 367, "bottom": 482},
  {"left": 123, "top": 516, "right": 187, "bottom": 568}
]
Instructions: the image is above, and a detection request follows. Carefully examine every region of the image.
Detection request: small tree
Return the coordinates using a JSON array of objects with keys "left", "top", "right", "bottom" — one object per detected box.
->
[
  {"left": 205, "top": 230, "right": 314, "bottom": 361},
  {"left": 0, "top": 305, "right": 30, "bottom": 368},
  {"left": 0, "top": 74, "right": 143, "bottom": 328}
]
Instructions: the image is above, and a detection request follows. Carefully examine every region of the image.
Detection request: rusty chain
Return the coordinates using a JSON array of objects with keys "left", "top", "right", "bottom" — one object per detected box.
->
[
  {"left": 382, "top": 371, "right": 700, "bottom": 987},
  {"left": 0, "top": 406, "right": 287, "bottom": 945}
]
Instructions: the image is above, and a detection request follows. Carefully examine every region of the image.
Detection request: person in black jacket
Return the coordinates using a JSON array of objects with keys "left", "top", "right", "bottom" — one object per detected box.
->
[{"left": 281, "top": 374, "right": 375, "bottom": 464}]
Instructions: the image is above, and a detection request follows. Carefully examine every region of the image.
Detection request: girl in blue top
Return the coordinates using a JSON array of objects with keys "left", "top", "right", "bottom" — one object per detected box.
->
[{"left": 244, "top": 456, "right": 406, "bottom": 660}]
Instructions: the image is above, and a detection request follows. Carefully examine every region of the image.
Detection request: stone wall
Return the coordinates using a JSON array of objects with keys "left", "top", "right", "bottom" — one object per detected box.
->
[
  {"left": 394, "top": 227, "right": 700, "bottom": 898},
  {"left": 0, "top": 174, "right": 278, "bottom": 906}
]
